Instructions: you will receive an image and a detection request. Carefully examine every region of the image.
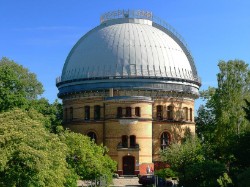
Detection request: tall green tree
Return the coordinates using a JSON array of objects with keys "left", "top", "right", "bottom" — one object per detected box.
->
[
  {"left": 60, "top": 131, "right": 117, "bottom": 185},
  {"left": 30, "top": 98, "right": 63, "bottom": 133},
  {"left": 160, "top": 137, "right": 229, "bottom": 186},
  {"left": 214, "top": 60, "right": 250, "bottom": 142},
  {"left": 197, "top": 60, "right": 250, "bottom": 156},
  {"left": 0, "top": 57, "right": 43, "bottom": 112},
  {"left": 0, "top": 109, "right": 77, "bottom": 187}
]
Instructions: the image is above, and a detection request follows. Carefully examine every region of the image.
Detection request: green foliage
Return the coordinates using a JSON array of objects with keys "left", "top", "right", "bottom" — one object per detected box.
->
[
  {"left": 160, "top": 137, "right": 204, "bottom": 184},
  {"left": 30, "top": 98, "right": 63, "bottom": 133},
  {"left": 195, "top": 104, "right": 216, "bottom": 141},
  {"left": 237, "top": 167, "right": 250, "bottom": 187},
  {"left": 0, "top": 57, "right": 43, "bottom": 112},
  {"left": 161, "top": 137, "right": 204, "bottom": 171},
  {"left": 60, "top": 131, "right": 117, "bottom": 185},
  {"left": 195, "top": 59, "right": 250, "bottom": 186},
  {"left": 160, "top": 137, "right": 231, "bottom": 186},
  {"left": 0, "top": 109, "right": 77, "bottom": 187},
  {"left": 197, "top": 60, "right": 250, "bottom": 155},
  {"left": 186, "top": 160, "right": 227, "bottom": 187},
  {"left": 217, "top": 173, "right": 233, "bottom": 187},
  {"left": 154, "top": 168, "right": 176, "bottom": 179},
  {"left": 213, "top": 60, "right": 250, "bottom": 146}
]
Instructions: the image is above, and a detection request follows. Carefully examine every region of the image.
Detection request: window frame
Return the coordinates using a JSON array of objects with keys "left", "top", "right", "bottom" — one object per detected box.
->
[
  {"left": 117, "top": 107, "right": 123, "bottom": 118},
  {"left": 156, "top": 105, "right": 163, "bottom": 120},
  {"left": 87, "top": 131, "right": 97, "bottom": 143},
  {"left": 125, "top": 107, "right": 132, "bottom": 117},
  {"left": 85, "top": 106, "right": 90, "bottom": 120},
  {"left": 69, "top": 107, "right": 73, "bottom": 121},
  {"left": 160, "top": 132, "right": 170, "bottom": 150},
  {"left": 122, "top": 135, "right": 128, "bottom": 148},
  {"left": 135, "top": 107, "right": 141, "bottom": 117},
  {"left": 94, "top": 105, "right": 101, "bottom": 120},
  {"left": 167, "top": 105, "right": 174, "bottom": 120}
]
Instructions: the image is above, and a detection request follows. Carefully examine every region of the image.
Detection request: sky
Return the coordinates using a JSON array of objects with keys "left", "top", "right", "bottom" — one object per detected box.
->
[{"left": 1, "top": 0, "right": 250, "bottom": 112}]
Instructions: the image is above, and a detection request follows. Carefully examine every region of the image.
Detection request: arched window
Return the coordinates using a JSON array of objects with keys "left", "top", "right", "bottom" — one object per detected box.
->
[
  {"left": 167, "top": 106, "right": 174, "bottom": 120},
  {"left": 122, "top": 135, "right": 128, "bottom": 148},
  {"left": 190, "top": 108, "right": 193, "bottom": 121},
  {"left": 64, "top": 108, "right": 68, "bottom": 122},
  {"left": 160, "top": 132, "right": 170, "bottom": 150},
  {"left": 69, "top": 107, "right": 73, "bottom": 121},
  {"left": 125, "top": 107, "right": 132, "bottom": 117},
  {"left": 130, "top": 135, "right": 136, "bottom": 147},
  {"left": 87, "top": 132, "right": 97, "bottom": 143},
  {"left": 117, "top": 107, "right": 122, "bottom": 118},
  {"left": 184, "top": 107, "right": 188, "bottom": 121},
  {"left": 157, "top": 105, "right": 163, "bottom": 120},
  {"left": 135, "top": 107, "right": 141, "bottom": 117},
  {"left": 94, "top": 105, "right": 101, "bottom": 120},
  {"left": 85, "top": 106, "right": 90, "bottom": 120}
]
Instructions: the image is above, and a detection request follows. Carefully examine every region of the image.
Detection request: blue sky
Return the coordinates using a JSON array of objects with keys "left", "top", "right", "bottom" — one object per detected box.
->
[{"left": 1, "top": 1, "right": 250, "bottom": 112}]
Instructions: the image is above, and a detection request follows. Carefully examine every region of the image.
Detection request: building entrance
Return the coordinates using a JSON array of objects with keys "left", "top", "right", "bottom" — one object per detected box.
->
[{"left": 123, "top": 156, "right": 135, "bottom": 175}]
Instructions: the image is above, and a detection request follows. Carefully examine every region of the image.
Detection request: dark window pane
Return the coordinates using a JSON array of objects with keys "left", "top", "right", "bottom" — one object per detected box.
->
[
  {"left": 85, "top": 106, "right": 90, "bottom": 120},
  {"left": 190, "top": 108, "right": 192, "bottom": 121},
  {"left": 161, "top": 132, "right": 170, "bottom": 150},
  {"left": 122, "top": 135, "right": 128, "bottom": 148},
  {"left": 70, "top": 107, "right": 73, "bottom": 121},
  {"left": 130, "top": 135, "right": 136, "bottom": 147},
  {"left": 125, "top": 107, "right": 132, "bottom": 117},
  {"left": 87, "top": 132, "right": 97, "bottom": 143},
  {"left": 167, "top": 106, "right": 173, "bottom": 120},
  {"left": 157, "top": 105, "right": 163, "bottom": 120},
  {"left": 117, "top": 107, "right": 122, "bottom": 118},
  {"left": 184, "top": 107, "right": 188, "bottom": 121},
  {"left": 135, "top": 107, "right": 141, "bottom": 117},
  {"left": 64, "top": 108, "right": 68, "bottom": 122},
  {"left": 94, "top": 105, "right": 101, "bottom": 120}
]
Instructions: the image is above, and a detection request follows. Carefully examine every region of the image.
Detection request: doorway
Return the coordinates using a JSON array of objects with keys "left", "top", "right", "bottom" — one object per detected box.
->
[{"left": 123, "top": 156, "right": 135, "bottom": 175}]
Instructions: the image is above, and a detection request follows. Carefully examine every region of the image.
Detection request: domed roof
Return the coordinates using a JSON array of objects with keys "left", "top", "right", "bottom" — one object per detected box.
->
[{"left": 57, "top": 10, "right": 201, "bottom": 98}]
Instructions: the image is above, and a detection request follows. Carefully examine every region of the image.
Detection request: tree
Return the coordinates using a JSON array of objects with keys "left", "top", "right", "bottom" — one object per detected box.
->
[
  {"left": 0, "top": 57, "right": 43, "bottom": 112},
  {"left": 197, "top": 60, "right": 250, "bottom": 158},
  {"left": 214, "top": 60, "right": 250, "bottom": 141},
  {"left": 30, "top": 98, "right": 63, "bottom": 133},
  {"left": 60, "top": 131, "right": 117, "bottom": 185},
  {"left": 160, "top": 137, "right": 229, "bottom": 186},
  {"left": 0, "top": 109, "right": 77, "bottom": 187},
  {"left": 160, "top": 137, "right": 204, "bottom": 185},
  {"left": 195, "top": 104, "right": 216, "bottom": 141}
]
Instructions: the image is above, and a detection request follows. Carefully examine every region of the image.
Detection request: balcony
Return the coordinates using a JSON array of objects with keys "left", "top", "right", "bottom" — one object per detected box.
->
[{"left": 117, "top": 142, "right": 140, "bottom": 150}]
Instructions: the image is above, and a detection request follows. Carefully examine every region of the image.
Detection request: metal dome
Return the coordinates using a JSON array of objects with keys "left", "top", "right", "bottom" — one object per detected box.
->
[{"left": 57, "top": 10, "right": 201, "bottom": 98}]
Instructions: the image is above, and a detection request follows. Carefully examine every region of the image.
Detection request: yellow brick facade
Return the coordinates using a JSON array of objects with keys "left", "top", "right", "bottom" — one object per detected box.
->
[{"left": 62, "top": 94, "right": 195, "bottom": 175}]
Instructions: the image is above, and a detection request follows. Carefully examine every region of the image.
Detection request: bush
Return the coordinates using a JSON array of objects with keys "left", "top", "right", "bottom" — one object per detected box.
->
[{"left": 155, "top": 168, "right": 176, "bottom": 179}]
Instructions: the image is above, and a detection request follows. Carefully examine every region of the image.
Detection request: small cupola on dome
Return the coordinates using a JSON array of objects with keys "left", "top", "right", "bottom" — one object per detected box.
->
[{"left": 56, "top": 10, "right": 201, "bottom": 98}]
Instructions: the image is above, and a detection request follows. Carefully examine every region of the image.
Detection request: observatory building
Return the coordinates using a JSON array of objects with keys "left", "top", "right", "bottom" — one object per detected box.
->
[{"left": 56, "top": 10, "right": 201, "bottom": 175}]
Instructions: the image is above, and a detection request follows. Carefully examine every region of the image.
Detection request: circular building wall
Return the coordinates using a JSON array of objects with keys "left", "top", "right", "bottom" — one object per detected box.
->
[{"left": 57, "top": 10, "right": 201, "bottom": 175}]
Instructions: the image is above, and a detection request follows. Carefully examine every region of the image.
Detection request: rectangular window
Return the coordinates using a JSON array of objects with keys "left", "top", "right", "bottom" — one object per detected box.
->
[
  {"left": 130, "top": 135, "right": 136, "bottom": 147},
  {"left": 157, "top": 105, "right": 163, "bottom": 120},
  {"left": 135, "top": 107, "right": 141, "bottom": 117},
  {"left": 85, "top": 106, "right": 90, "bottom": 120},
  {"left": 125, "top": 107, "right": 132, "bottom": 117},
  {"left": 167, "top": 106, "right": 173, "bottom": 120},
  {"left": 94, "top": 105, "right": 101, "bottom": 120},
  {"left": 64, "top": 108, "right": 68, "bottom": 122},
  {"left": 184, "top": 107, "right": 188, "bottom": 121},
  {"left": 70, "top": 107, "right": 73, "bottom": 121},
  {"left": 117, "top": 107, "right": 122, "bottom": 118},
  {"left": 122, "top": 135, "right": 128, "bottom": 148},
  {"left": 190, "top": 108, "right": 192, "bottom": 121}
]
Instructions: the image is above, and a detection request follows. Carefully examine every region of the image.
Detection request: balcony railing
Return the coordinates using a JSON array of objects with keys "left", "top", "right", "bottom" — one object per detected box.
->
[{"left": 117, "top": 143, "right": 140, "bottom": 150}]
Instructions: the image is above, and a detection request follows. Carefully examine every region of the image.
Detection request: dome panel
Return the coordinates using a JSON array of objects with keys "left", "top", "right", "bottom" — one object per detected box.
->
[
  {"left": 61, "top": 20, "right": 196, "bottom": 81},
  {"left": 57, "top": 11, "right": 201, "bottom": 98}
]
